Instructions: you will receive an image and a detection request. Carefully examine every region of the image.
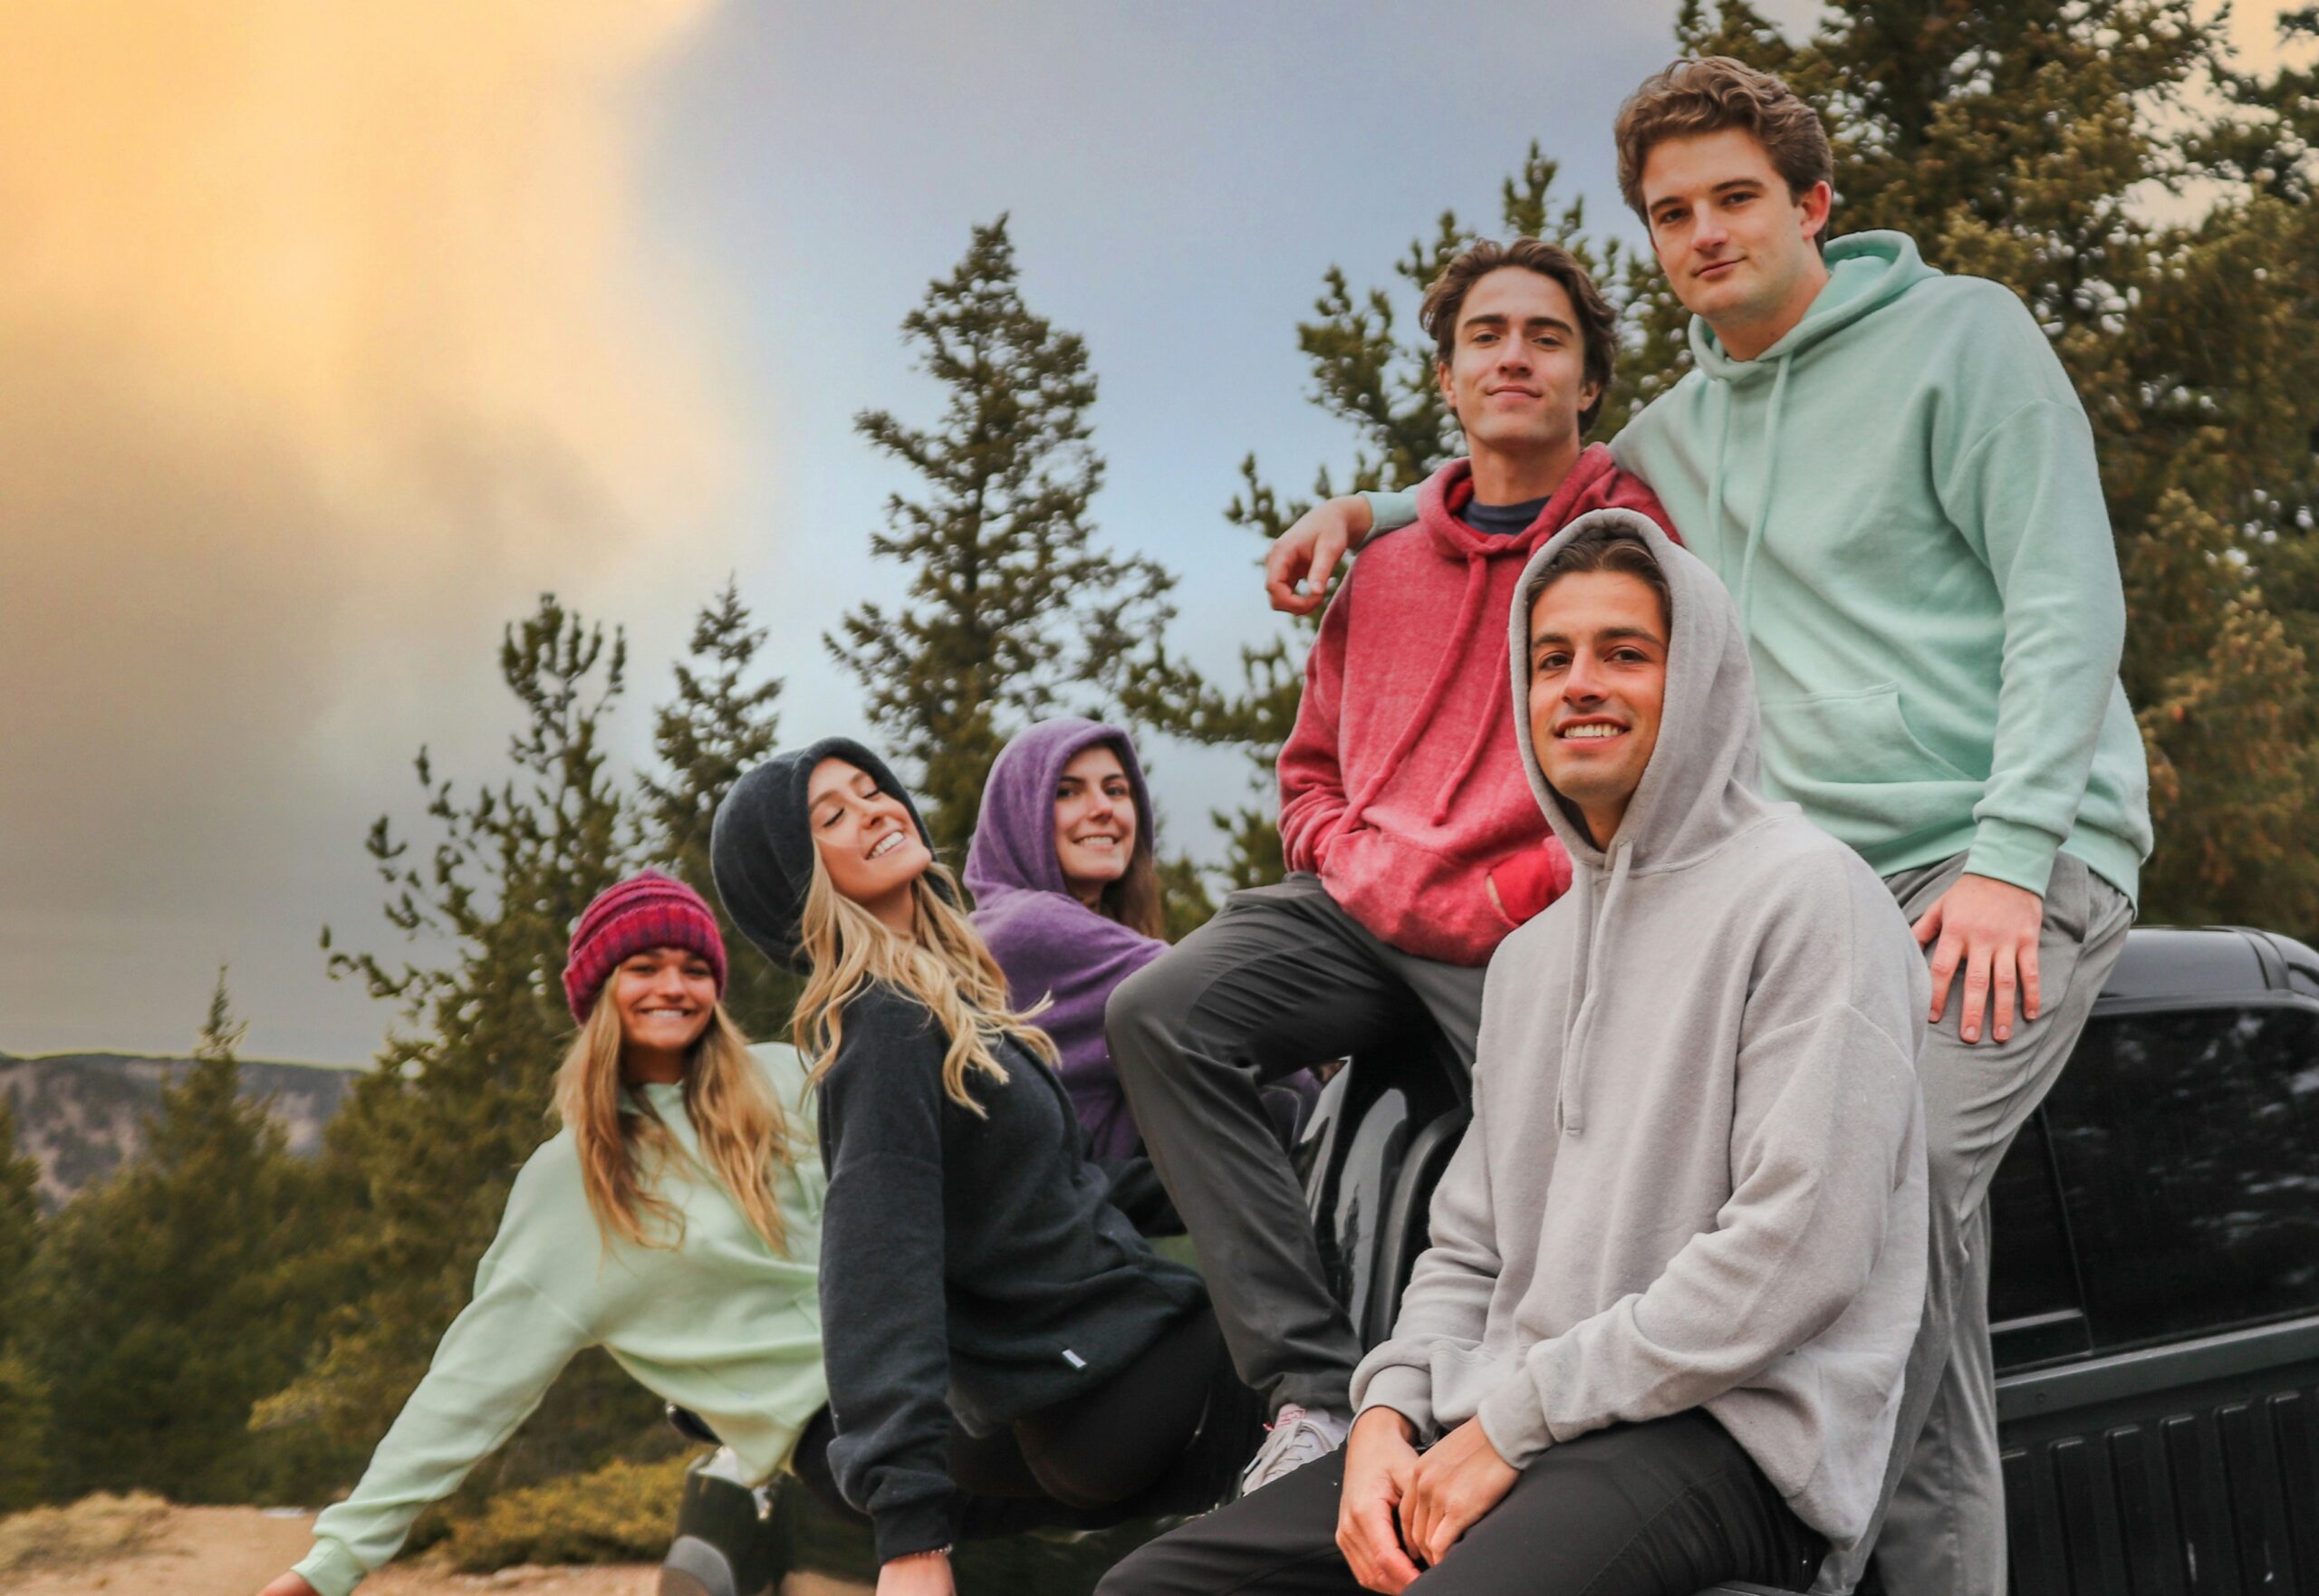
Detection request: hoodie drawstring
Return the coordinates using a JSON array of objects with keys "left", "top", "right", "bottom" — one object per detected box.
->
[
  {"left": 1703, "top": 384, "right": 1733, "bottom": 587},
  {"left": 1431, "top": 633, "right": 1508, "bottom": 826},
  {"left": 1338, "top": 551, "right": 1493, "bottom": 835},
  {"left": 1731, "top": 353, "right": 1793, "bottom": 639},
  {"left": 1555, "top": 837, "right": 1633, "bottom": 1139}
]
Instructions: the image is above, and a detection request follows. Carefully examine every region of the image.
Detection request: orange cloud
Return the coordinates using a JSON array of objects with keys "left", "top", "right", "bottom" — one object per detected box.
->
[
  {"left": 2225, "top": 0, "right": 2319, "bottom": 72},
  {"left": 0, "top": 0, "right": 735, "bottom": 1048}
]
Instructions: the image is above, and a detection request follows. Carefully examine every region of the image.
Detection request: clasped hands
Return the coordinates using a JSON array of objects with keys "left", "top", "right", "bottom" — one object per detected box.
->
[{"left": 1335, "top": 1407, "right": 1517, "bottom": 1594}]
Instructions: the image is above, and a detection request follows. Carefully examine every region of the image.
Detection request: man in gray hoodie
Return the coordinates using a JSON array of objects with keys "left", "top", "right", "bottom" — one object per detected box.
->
[{"left": 1098, "top": 511, "right": 1928, "bottom": 1596}]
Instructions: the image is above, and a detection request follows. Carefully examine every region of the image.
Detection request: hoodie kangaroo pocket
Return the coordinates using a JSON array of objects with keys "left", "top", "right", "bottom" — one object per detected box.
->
[
  {"left": 1758, "top": 684, "right": 1981, "bottom": 838},
  {"left": 1320, "top": 826, "right": 1499, "bottom": 964}
]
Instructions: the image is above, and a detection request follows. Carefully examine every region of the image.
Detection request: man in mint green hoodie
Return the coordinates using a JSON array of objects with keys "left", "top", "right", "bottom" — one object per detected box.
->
[{"left": 1266, "top": 56, "right": 2148, "bottom": 1596}]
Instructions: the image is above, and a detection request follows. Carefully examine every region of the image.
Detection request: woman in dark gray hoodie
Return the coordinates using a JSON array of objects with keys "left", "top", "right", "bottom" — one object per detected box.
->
[{"left": 709, "top": 738, "right": 1251, "bottom": 1596}]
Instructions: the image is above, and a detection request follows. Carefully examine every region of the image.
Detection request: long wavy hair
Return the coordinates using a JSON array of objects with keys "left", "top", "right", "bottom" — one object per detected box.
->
[
  {"left": 1094, "top": 829, "right": 1166, "bottom": 939},
  {"left": 1090, "top": 736, "right": 1168, "bottom": 940},
  {"left": 553, "top": 994, "right": 796, "bottom": 1255},
  {"left": 791, "top": 851, "right": 1058, "bottom": 1114}
]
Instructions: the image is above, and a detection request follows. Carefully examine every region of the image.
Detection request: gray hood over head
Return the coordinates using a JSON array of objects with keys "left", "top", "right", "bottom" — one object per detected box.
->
[
  {"left": 1507, "top": 507, "right": 1763, "bottom": 880},
  {"left": 1354, "top": 507, "right": 1931, "bottom": 1553}
]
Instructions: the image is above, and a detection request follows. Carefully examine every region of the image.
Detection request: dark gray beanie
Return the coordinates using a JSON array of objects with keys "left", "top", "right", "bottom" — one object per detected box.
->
[{"left": 710, "top": 737, "right": 941, "bottom": 972}]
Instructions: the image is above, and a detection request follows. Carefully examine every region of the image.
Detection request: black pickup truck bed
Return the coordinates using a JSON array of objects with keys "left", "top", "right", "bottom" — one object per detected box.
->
[
  {"left": 662, "top": 926, "right": 2319, "bottom": 1595},
  {"left": 1304, "top": 927, "right": 2319, "bottom": 1596}
]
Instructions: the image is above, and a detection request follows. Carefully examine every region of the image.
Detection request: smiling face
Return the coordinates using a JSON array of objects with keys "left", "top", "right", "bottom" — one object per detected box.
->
[
  {"left": 1053, "top": 743, "right": 1137, "bottom": 908},
  {"left": 1641, "top": 127, "right": 1832, "bottom": 359},
  {"left": 805, "top": 756, "right": 931, "bottom": 930},
  {"left": 1437, "top": 265, "right": 1600, "bottom": 466},
  {"left": 1527, "top": 569, "right": 1669, "bottom": 849},
  {"left": 609, "top": 946, "right": 717, "bottom": 1078}
]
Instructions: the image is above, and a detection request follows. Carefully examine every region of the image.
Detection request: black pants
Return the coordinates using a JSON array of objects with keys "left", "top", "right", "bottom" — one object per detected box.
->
[
  {"left": 794, "top": 1306, "right": 1260, "bottom": 1539},
  {"left": 1107, "top": 874, "right": 1487, "bottom": 1414},
  {"left": 1095, "top": 1410, "right": 1826, "bottom": 1596}
]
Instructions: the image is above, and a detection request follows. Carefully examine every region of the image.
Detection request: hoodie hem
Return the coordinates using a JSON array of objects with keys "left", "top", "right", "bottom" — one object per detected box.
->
[{"left": 1872, "top": 825, "right": 2141, "bottom": 908}]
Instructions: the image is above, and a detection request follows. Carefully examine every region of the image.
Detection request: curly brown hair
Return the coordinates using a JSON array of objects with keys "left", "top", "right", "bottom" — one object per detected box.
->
[
  {"left": 1532, "top": 521, "right": 1671, "bottom": 634},
  {"left": 1614, "top": 57, "right": 1833, "bottom": 246},
  {"left": 1419, "top": 237, "right": 1618, "bottom": 436}
]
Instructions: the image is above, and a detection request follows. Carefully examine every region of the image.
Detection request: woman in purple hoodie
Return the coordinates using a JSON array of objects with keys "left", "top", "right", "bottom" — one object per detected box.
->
[{"left": 965, "top": 718, "right": 1169, "bottom": 1159}]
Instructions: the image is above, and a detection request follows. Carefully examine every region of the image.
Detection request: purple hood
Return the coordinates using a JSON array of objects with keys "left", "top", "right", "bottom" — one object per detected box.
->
[{"left": 966, "top": 717, "right": 1165, "bottom": 1158}]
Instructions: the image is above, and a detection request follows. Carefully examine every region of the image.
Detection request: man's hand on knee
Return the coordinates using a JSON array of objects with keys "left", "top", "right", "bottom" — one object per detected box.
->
[
  {"left": 1912, "top": 872, "right": 2044, "bottom": 1044},
  {"left": 1336, "top": 1407, "right": 1424, "bottom": 1594},
  {"left": 1398, "top": 1417, "right": 1518, "bottom": 1571}
]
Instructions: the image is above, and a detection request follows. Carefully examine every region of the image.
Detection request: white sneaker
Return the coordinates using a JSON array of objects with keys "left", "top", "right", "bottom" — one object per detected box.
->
[{"left": 1236, "top": 1403, "right": 1350, "bottom": 1496}]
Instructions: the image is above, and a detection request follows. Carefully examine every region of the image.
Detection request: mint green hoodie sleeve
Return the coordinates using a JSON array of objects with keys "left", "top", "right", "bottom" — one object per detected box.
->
[
  {"left": 292, "top": 1178, "right": 591, "bottom": 1596},
  {"left": 293, "top": 1046, "right": 826, "bottom": 1596},
  {"left": 1358, "top": 489, "right": 1419, "bottom": 541},
  {"left": 1932, "top": 313, "right": 2126, "bottom": 896}
]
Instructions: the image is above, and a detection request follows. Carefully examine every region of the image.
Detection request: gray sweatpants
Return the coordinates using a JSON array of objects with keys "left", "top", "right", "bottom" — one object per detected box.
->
[
  {"left": 1818, "top": 851, "right": 2133, "bottom": 1596},
  {"left": 1106, "top": 872, "right": 1487, "bottom": 1417}
]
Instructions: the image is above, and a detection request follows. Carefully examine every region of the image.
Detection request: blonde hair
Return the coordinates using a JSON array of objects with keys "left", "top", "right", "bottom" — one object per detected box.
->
[
  {"left": 553, "top": 994, "right": 797, "bottom": 1255},
  {"left": 791, "top": 851, "right": 1058, "bottom": 1113}
]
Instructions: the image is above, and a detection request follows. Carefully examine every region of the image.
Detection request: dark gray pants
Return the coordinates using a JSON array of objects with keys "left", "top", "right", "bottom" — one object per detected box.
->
[
  {"left": 1095, "top": 1410, "right": 1823, "bottom": 1596},
  {"left": 791, "top": 1306, "right": 1258, "bottom": 1537},
  {"left": 1106, "top": 873, "right": 1487, "bottom": 1415},
  {"left": 1818, "top": 851, "right": 2134, "bottom": 1596}
]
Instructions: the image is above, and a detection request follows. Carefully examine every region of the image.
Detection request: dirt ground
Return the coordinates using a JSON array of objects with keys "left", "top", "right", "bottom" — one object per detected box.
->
[{"left": 0, "top": 1498, "right": 875, "bottom": 1596}]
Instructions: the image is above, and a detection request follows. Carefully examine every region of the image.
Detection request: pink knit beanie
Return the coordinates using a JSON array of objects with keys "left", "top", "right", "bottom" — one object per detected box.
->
[{"left": 563, "top": 870, "right": 728, "bottom": 1024}]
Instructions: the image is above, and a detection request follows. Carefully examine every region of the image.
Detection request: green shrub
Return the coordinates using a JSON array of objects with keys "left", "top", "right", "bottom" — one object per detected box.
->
[
  {"left": 440, "top": 1452, "right": 696, "bottom": 1570},
  {"left": 0, "top": 1351, "right": 51, "bottom": 1511}
]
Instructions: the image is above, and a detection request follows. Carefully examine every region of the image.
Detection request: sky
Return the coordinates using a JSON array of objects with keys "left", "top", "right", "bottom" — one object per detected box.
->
[{"left": 1, "top": 0, "right": 2305, "bottom": 1064}]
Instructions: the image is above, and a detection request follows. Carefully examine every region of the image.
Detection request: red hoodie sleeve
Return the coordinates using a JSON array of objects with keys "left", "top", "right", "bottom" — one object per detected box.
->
[
  {"left": 1486, "top": 839, "right": 1574, "bottom": 927},
  {"left": 1277, "top": 577, "right": 1353, "bottom": 873}
]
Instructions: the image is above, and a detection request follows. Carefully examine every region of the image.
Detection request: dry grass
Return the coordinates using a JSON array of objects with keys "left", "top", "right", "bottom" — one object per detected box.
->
[
  {"left": 0, "top": 1491, "right": 171, "bottom": 1574},
  {"left": 440, "top": 1454, "right": 693, "bottom": 1569},
  {"left": 0, "top": 1493, "right": 861, "bottom": 1596},
  {"left": 0, "top": 1497, "right": 664, "bottom": 1596}
]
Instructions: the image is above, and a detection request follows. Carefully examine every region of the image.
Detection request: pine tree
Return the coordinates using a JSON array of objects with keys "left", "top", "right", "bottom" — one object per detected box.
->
[
  {"left": 0, "top": 1095, "right": 47, "bottom": 1509},
  {"left": 827, "top": 216, "right": 1188, "bottom": 865},
  {"left": 24, "top": 972, "right": 318, "bottom": 1503},
  {"left": 0, "top": 1095, "right": 38, "bottom": 1342},
  {"left": 0, "top": 1348, "right": 44, "bottom": 1510},
  {"left": 268, "top": 596, "right": 658, "bottom": 1505},
  {"left": 639, "top": 579, "right": 795, "bottom": 1040}
]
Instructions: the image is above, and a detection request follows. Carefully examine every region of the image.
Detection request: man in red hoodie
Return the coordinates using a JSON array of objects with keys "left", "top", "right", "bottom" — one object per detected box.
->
[{"left": 1108, "top": 238, "right": 1670, "bottom": 1495}]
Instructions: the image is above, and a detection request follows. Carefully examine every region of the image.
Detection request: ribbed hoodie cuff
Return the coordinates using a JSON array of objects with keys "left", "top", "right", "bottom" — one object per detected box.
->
[
  {"left": 1963, "top": 816, "right": 2064, "bottom": 899},
  {"left": 293, "top": 1539, "right": 369, "bottom": 1596},
  {"left": 1474, "top": 1375, "right": 1553, "bottom": 1471},
  {"left": 1353, "top": 1366, "right": 1437, "bottom": 1437},
  {"left": 1357, "top": 489, "right": 1418, "bottom": 547},
  {"left": 872, "top": 1495, "right": 961, "bottom": 1565}
]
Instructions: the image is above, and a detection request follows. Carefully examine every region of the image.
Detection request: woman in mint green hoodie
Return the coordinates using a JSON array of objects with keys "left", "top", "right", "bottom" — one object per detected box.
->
[{"left": 259, "top": 872, "right": 825, "bottom": 1596}]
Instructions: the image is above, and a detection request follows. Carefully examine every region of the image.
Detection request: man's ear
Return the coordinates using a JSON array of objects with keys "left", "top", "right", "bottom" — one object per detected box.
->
[
  {"left": 1798, "top": 179, "right": 1833, "bottom": 245},
  {"left": 1437, "top": 358, "right": 1455, "bottom": 407}
]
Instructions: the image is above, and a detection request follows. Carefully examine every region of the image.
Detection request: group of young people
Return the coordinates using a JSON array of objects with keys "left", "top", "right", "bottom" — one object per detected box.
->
[{"left": 263, "top": 53, "right": 2150, "bottom": 1596}]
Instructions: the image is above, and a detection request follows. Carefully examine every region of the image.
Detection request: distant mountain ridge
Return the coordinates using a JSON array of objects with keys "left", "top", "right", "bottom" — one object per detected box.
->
[{"left": 0, "top": 1051, "right": 361, "bottom": 1212}]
